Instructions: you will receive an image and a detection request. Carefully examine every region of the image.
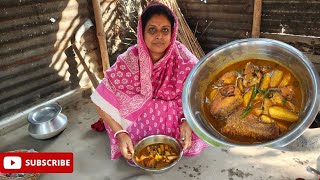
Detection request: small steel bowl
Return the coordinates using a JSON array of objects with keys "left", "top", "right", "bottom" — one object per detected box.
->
[
  {"left": 132, "top": 135, "right": 183, "bottom": 173},
  {"left": 27, "top": 103, "right": 68, "bottom": 140}
]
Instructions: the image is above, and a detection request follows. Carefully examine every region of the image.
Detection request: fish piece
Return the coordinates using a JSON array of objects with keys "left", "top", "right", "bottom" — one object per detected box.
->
[
  {"left": 210, "top": 87, "right": 243, "bottom": 118},
  {"left": 280, "top": 86, "right": 294, "bottom": 100},
  {"left": 219, "top": 85, "right": 236, "bottom": 97},
  {"left": 270, "top": 92, "right": 286, "bottom": 106},
  {"left": 243, "top": 62, "right": 262, "bottom": 87},
  {"left": 217, "top": 71, "right": 238, "bottom": 86},
  {"left": 221, "top": 109, "right": 280, "bottom": 140}
]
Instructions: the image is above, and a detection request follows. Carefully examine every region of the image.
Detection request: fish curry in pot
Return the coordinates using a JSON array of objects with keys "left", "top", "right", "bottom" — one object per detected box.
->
[{"left": 204, "top": 59, "right": 302, "bottom": 143}]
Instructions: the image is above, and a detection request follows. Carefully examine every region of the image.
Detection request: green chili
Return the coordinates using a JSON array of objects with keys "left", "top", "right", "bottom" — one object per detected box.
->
[
  {"left": 258, "top": 88, "right": 270, "bottom": 98},
  {"left": 235, "top": 69, "right": 243, "bottom": 76},
  {"left": 240, "top": 84, "right": 258, "bottom": 118},
  {"left": 282, "top": 98, "right": 288, "bottom": 103}
]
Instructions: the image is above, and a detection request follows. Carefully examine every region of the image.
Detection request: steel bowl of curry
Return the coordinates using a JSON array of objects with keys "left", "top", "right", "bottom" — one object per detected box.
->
[
  {"left": 132, "top": 135, "right": 183, "bottom": 173},
  {"left": 182, "top": 38, "right": 320, "bottom": 147}
]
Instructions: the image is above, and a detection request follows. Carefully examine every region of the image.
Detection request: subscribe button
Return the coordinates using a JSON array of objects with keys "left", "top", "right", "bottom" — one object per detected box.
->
[{"left": 0, "top": 152, "right": 73, "bottom": 173}]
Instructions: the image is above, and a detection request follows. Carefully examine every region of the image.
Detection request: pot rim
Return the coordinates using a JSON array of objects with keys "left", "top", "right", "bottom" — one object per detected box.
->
[{"left": 27, "top": 103, "right": 62, "bottom": 124}]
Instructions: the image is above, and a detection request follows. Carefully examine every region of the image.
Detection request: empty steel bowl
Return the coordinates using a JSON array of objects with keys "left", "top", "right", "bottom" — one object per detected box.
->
[
  {"left": 132, "top": 135, "right": 183, "bottom": 173},
  {"left": 27, "top": 103, "right": 68, "bottom": 140}
]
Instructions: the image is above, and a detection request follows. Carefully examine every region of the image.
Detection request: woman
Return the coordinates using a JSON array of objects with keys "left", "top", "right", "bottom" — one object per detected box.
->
[{"left": 91, "top": 2, "right": 208, "bottom": 161}]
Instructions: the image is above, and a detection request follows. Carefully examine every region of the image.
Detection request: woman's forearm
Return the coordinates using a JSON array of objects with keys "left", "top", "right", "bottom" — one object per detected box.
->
[{"left": 95, "top": 105, "right": 124, "bottom": 133}]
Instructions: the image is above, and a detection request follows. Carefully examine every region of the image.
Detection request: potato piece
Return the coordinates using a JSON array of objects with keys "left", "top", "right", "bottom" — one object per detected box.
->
[
  {"left": 260, "top": 115, "right": 275, "bottom": 123},
  {"left": 253, "top": 108, "right": 263, "bottom": 116},
  {"left": 140, "top": 155, "right": 149, "bottom": 161},
  {"left": 263, "top": 98, "right": 273, "bottom": 115},
  {"left": 254, "top": 93, "right": 263, "bottom": 102},
  {"left": 160, "top": 144, "right": 164, "bottom": 152},
  {"left": 280, "top": 73, "right": 292, "bottom": 87},
  {"left": 276, "top": 121, "right": 288, "bottom": 133},
  {"left": 238, "top": 79, "right": 244, "bottom": 92},
  {"left": 243, "top": 87, "right": 253, "bottom": 107},
  {"left": 260, "top": 74, "right": 271, "bottom": 90},
  {"left": 155, "top": 154, "right": 162, "bottom": 161},
  {"left": 208, "top": 89, "right": 218, "bottom": 101},
  {"left": 135, "top": 156, "right": 141, "bottom": 162},
  {"left": 269, "top": 106, "right": 299, "bottom": 122},
  {"left": 167, "top": 155, "right": 178, "bottom": 160},
  {"left": 165, "top": 151, "right": 170, "bottom": 156},
  {"left": 270, "top": 70, "right": 284, "bottom": 87}
]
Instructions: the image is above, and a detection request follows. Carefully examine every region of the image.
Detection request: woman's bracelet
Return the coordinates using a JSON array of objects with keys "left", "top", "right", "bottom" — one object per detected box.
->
[
  {"left": 114, "top": 129, "right": 129, "bottom": 138},
  {"left": 180, "top": 117, "right": 186, "bottom": 122}
]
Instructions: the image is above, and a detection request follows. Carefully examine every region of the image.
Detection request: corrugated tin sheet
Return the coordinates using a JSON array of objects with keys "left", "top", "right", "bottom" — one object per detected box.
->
[
  {"left": 176, "top": 0, "right": 319, "bottom": 73},
  {"left": 99, "top": 0, "right": 145, "bottom": 66},
  {"left": 177, "top": 0, "right": 254, "bottom": 53},
  {"left": 0, "top": 0, "right": 90, "bottom": 120},
  {"left": 260, "top": 0, "right": 320, "bottom": 73},
  {"left": 261, "top": 0, "right": 320, "bottom": 36}
]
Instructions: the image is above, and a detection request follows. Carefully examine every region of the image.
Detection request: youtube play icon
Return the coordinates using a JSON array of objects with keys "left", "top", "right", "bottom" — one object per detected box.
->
[{"left": 3, "top": 156, "right": 22, "bottom": 169}]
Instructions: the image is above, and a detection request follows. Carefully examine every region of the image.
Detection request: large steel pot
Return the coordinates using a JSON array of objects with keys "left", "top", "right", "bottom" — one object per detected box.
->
[{"left": 182, "top": 38, "right": 320, "bottom": 147}]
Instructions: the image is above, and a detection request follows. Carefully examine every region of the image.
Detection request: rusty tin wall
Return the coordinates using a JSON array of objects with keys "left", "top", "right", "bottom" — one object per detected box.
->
[
  {"left": 177, "top": 0, "right": 254, "bottom": 53},
  {"left": 98, "top": 0, "right": 146, "bottom": 66},
  {"left": 0, "top": 0, "right": 90, "bottom": 120},
  {"left": 260, "top": 0, "right": 320, "bottom": 72},
  {"left": 261, "top": 0, "right": 320, "bottom": 36}
]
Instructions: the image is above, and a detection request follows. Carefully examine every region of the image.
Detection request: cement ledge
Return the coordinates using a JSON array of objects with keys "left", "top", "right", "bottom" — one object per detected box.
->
[{"left": 0, "top": 88, "right": 91, "bottom": 136}]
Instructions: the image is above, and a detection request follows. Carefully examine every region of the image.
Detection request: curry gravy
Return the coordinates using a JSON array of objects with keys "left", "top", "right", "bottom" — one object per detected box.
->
[{"left": 203, "top": 59, "right": 303, "bottom": 143}]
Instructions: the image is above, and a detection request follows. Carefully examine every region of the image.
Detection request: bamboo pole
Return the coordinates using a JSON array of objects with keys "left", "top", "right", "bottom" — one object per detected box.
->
[
  {"left": 251, "top": 0, "right": 263, "bottom": 38},
  {"left": 92, "top": 0, "right": 110, "bottom": 72}
]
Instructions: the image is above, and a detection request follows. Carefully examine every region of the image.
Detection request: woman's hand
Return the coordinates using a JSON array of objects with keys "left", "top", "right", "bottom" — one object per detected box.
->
[
  {"left": 117, "top": 133, "right": 134, "bottom": 160},
  {"left": 180, "top": 121, "right": 193, "bottom": 150}
]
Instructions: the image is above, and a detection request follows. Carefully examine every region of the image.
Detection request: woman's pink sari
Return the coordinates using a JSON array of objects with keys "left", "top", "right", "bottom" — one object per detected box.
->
[{"left": 91, "top": 2, "right": 208, "bottom": 160}]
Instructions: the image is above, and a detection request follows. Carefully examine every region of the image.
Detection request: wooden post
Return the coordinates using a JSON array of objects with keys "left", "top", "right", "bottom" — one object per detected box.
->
[
  {"left": 92, "top": 0, "right": 110, "bottom": 72},
  {"left": 72, "top": 44, "right": 99, "bottom": 88},
  {"left": 251, "top": 0, "right": 262, "bottom": 38}
]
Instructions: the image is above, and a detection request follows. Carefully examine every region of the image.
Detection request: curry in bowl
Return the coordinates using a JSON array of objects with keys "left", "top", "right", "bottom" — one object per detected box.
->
[
  {"left": 134, "top": 143, "right": 179, "bottom": 169},
  {"left": 203, "top": 59, "right": 302, "bottom": 143}
]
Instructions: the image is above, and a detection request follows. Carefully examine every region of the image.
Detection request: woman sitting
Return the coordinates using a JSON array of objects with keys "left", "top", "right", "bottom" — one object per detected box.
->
[{"left": 91, "top": 2, "right": 208, "bottom": 162}]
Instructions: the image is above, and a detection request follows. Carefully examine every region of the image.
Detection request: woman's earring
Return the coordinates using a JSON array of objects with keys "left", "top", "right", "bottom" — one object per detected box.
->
[{"left": 180, "top": 136, "right": 185, "bottom": 141}]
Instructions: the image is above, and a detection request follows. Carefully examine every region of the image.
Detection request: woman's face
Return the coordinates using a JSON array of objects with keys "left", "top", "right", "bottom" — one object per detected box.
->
[{"left": 143, "top": 14, "right": 172, "bottom": 61}]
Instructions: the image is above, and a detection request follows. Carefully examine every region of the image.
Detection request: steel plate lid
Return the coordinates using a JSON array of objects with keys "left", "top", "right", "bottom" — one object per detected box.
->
[{"left": 27, "top": 103, "right": 62, "bottom": 124}]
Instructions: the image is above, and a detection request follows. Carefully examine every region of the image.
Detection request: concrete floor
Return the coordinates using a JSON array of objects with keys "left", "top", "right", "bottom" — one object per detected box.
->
[{"left": 1, "top": 89, "right": 320, "bottom": 180}]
